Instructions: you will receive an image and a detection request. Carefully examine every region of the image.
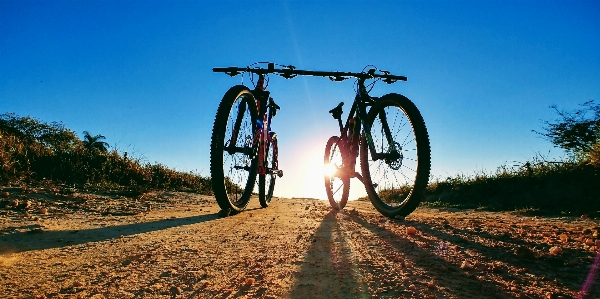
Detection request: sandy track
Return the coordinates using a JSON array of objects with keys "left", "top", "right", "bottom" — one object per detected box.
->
[{"left": 1, "top": 191, "right": 599, "bottom": 298}]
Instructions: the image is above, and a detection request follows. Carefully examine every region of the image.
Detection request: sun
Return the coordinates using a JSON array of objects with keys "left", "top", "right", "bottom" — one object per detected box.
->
[
  {"left": 275, "top": 138, "right": 367, "bottom": 201},
  {"left": 300, "top": 146, "right": 328, "bottom": 200},
  {"left": 323, "top": 162, "right": 338, "bottom": 177}
]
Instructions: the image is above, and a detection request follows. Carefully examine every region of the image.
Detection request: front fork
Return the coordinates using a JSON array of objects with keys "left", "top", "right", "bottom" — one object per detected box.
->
[{"left": 360, "top": 106, "right": 400, "bottom": 162}]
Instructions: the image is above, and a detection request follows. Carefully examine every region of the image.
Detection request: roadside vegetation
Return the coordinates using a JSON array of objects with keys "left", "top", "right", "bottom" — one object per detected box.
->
[
  {"left": 2, "top": 99, "right": 599, "bottom": 215},
  {"left": 424, "top": 100, "right": 600, "bottom": 215},
  {"left": 0, "top": 113, "right": 212, "bottom": 195}
]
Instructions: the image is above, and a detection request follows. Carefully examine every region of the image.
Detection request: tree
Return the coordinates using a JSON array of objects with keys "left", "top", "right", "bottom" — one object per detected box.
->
[
  {"left": 82, "top": 131, "right": 109, "bottom": 152},
  {"left": 0, "top": 113, "right": 80, "bottom": 151},
  {"left": 534, "top": 100, "right": 600, "bottom": 156}
]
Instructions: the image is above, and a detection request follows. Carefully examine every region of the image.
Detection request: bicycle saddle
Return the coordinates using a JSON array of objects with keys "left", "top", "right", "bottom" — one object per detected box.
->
[{"left": 329, "top": 102, "right": 344, "bottom": 119}]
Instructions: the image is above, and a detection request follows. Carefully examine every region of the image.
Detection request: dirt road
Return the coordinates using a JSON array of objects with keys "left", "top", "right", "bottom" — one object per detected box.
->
[{"left": 1, "top": 190, "right": 599, "bottom": 298}]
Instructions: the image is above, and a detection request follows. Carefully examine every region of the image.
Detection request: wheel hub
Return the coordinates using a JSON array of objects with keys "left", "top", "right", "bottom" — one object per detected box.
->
[{"left": 386, "top": 142, "right": 403, "bottom": 170}]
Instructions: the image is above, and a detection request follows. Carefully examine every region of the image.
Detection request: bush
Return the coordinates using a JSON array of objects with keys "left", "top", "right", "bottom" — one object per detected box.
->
[
  {"left": 424, "top": 157, "right": 599, "bottom": 214},
  {"left": 0, "top": 112, "right": 212, "bottom": 194}
]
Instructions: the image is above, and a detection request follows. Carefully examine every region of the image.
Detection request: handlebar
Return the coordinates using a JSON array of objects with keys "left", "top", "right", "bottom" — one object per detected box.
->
[{"left": 212, "top": 64, "right": 407, "bottom": 84}]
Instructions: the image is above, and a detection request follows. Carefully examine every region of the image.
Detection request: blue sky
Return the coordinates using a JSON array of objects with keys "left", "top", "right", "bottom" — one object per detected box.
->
[{"left": 1, "top": 0, "right": 599, "bottom": 200}]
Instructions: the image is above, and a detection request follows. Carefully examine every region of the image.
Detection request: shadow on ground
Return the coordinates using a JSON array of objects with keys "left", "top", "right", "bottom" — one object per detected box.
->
[{"left": 0, "top": 213, "right": 220, "bottom": 254}]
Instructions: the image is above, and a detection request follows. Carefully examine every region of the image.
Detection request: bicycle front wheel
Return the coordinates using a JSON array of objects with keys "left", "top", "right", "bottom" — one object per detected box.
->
[
  {"left": 259, "top": 134, "right": 278, "bottom": 208},
  {"left": 324, "top": 136, "right": 350, "bottom": 210},
  {"left": 210, "top": 85, "right": 259, "bottom": 212},
  {"left": 360, "top": 93, "right": 430, "bottom": 218}
]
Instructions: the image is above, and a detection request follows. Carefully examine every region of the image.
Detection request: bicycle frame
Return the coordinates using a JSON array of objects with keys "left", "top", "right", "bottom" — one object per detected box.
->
[
  {"left": 336, "top": 77, "right": 402, "bottom": 168},
  {"left": 252, "top": 74, "right": 279, "bottom": 177}
]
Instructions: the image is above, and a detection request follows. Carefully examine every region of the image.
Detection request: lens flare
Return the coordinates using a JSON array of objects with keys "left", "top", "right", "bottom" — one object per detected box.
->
[{"left": 323, "top": 163, "right": 338, "bottom": 177}]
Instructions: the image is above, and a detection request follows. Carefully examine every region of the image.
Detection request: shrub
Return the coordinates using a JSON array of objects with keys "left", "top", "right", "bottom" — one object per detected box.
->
[{"left": 0, "top": 112, "right": 212, "bottom": 194}]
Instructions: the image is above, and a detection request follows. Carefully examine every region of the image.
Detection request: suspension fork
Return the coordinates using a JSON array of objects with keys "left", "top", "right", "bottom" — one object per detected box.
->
[
  {"left": 226, "top": 101, "right": 247, "bottom": 155},
  {"left": 377, "top": 108, "right": 399, "bottom": 153},
  {"left": 356, "top": 79, "right": 399, "bottom": 161}
]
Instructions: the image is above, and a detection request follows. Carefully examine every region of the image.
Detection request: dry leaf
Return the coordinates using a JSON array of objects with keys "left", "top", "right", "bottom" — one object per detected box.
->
[{"left": 406, "top": 226, "right": 417, "bottom": 235}]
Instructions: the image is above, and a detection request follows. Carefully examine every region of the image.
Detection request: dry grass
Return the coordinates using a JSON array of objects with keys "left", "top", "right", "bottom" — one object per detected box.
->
[{"left": 1, "top": 113, "right": 211, "bottom": 194}]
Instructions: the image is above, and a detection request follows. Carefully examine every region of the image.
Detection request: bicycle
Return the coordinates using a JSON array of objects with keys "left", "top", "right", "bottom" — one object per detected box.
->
[
  {"left": 211, "top": 63, "right": 283, "bottom": 213},
  {"left": 211, "top": 63, "right": 430, "bottom": 218},
  {"left": 322, "top": 67, "right": 431, "bottom": 218}
]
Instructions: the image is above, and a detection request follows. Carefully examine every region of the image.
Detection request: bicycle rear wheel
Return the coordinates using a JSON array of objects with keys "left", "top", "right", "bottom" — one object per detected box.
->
[
  {"left": 360, "top": 93, "right": 430, "bottom": 218},
  {"left": 210, "top": 85, "right": 259, "bottom": 212},
  {"left": 259, "top": 134, "right": 278, "bottom": 208},
  {"left": 324, "top": 136, "right": 350, "bottom": 210}
]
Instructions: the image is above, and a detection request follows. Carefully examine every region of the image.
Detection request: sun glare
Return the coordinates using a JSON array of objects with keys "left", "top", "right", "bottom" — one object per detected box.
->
[
  {"left": 279, "top": 139, "right": 366, "bottom": 201},
  {"left": 301, "top": 147, "right": 327, "bottom": 200},
  {"left": 323, "top": 162, "right": 337, "bottom": 177}
]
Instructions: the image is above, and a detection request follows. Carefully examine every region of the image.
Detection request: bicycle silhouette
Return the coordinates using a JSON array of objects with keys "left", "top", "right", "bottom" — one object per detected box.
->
[{"left": 211, "top": 62, "right": 430, "bottom": 218}]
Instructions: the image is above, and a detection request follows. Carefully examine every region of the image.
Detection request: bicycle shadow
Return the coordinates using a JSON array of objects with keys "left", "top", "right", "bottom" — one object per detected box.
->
[
  {"left": 0, "top": 213, "right": 220, "bottom": 254},
  {"left": 343, "top": 211, "right": 514, "bottom": 298},
  {"left": 400, "top": 217, "right": 590, "bottom": 294},
  {"left": 289, "top": 210, "right": 368, "bottom": 299}
]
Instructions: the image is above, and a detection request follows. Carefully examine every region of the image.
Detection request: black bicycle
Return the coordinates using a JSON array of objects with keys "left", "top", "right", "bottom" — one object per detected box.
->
[{"left": 211, "top": 63, "right": 430, "bottom": 218}]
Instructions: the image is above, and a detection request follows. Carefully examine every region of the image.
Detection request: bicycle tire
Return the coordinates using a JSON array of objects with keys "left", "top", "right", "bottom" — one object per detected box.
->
[
  {"left": 259, "top": 134, "right": 278, "bottom": 208},
  {"left": 324, "top": 136, "right": 350, "bottom": 210},
  {"left": 360, "top": 93, "right": 430, "bottom": 218},
  {"left": 210, "top": 85, "right": 259, "bottom": 212}
]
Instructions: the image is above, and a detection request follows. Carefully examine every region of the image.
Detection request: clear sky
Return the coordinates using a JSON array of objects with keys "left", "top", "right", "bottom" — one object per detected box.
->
[{"left": 1, "top": 0, "right": 599, "bottom": 200}]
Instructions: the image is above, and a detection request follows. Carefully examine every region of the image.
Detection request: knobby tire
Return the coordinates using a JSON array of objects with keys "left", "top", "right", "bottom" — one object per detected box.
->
[
  {"left": 259, "top": 135, "right": 278, "bottom": 208},
  {"left": 210, "top": 85, "right": 258, "bottom": 212}
]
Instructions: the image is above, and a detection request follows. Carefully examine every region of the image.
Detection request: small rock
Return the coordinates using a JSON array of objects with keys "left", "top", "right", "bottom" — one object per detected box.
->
[
  {"left": 549, "top": 246, "right": 563, "bottom": 255},
  {"left": 406, "top": 226, "right": 417, "bottom": 235},
  {"left": 515, "top": 246, "right": 536, "bottom": 259}
]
